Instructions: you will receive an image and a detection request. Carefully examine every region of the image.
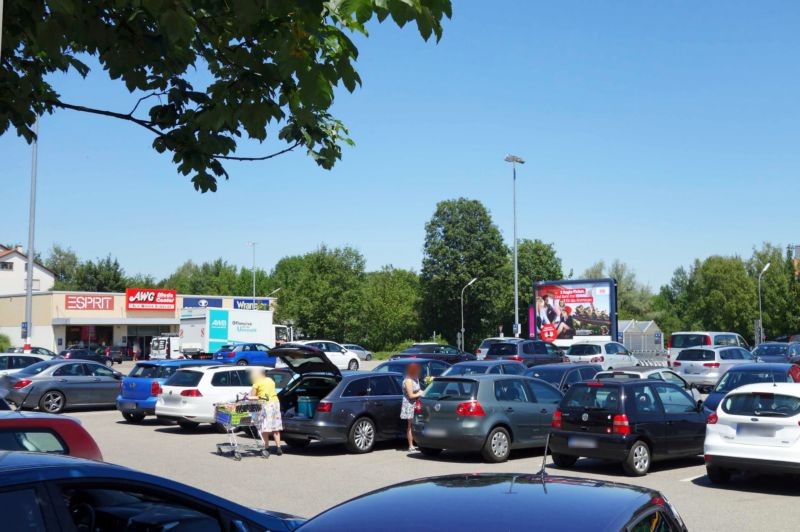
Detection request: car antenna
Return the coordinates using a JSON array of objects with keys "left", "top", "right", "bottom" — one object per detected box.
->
[{"left": 538, "top": 433, "right": 551, "bottom": 479}]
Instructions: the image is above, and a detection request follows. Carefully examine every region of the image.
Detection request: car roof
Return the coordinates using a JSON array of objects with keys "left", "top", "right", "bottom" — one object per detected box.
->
[
  {"left": 452, "top": 360, "right": 513, "bottom": 366},
  {"left": 0, "top": 411, "right": 82, "bottom": 423},
  {"left": 596, "top": 366, "right": 660, "bottom": 375},
  {"left": 378, "top": 358, "right": 443, "bottom": 365},
  {"left": 527, "top": 363, "right": 594, "bottom": 372},
  {"left": 679, "top": 345, "right": 738, "bottom": 351},
  {"left": 756, "top": 342, "right": 789, "bottom": 346},
  {"left": 727, "top": 382, "right": 800, "bottom": 396},
  {"left": 570, "top": 341, "right": 617, "bottom": 346},
  {"left": 299, "top": 473, "right": 659, "bottom": 531},
  {"left": 437, "top": 374, "right": 530, "bottom": 382},
  {"left": 174, "top": 365, "right": 244, "bottom": 373},
  {"left": 725, "top": 363, "right": 794, "bottom": 372},
  {"left": 669, "top": 331, "right": 736, "bottom": 336},
  {"left": 135, "top": 359, "right": 217, "bottom": 367}
]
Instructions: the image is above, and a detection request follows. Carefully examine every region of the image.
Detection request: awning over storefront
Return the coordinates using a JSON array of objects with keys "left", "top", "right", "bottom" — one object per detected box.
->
[{"left": 51, "top": 318, "right": 179, "bottom": 326}]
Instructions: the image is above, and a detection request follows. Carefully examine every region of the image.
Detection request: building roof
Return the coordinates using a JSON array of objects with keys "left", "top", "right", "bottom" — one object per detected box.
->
[{"left": 0, "top": 245, "right": 55, "bottom": 276}]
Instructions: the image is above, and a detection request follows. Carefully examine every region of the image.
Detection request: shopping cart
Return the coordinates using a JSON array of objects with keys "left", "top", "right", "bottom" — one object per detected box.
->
[{"left": 215, "top": 396, "right": 269, "bottom": 461}]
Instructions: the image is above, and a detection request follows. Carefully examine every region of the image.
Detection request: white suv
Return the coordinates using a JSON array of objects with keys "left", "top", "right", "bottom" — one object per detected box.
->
[
  {"left": 672, "top": 346, "right": 754, "bottom": 391},
  {"left": 565, "top": 341, "right": 640, "bottom": 370},
  {"left": 290, "top": 340, "right": 360, "bottom": 371},
  {"left": 156, "top": 366, "right": 252, "bottom": 431},
  {"left": 667, "top": 331, "right": 750, "bottom": 366},
  {"left": 705, "top": 383, "right": 800, "bottom": 483}
]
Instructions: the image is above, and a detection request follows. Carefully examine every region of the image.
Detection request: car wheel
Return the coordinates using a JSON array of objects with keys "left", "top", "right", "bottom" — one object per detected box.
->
[
  {"left": 122, "top": 412, "right": 145, "bottom": 423},
  {"left": 347, "top": 359, "right": 360, "bottom": 371},
  {"left": 214, "top": 422, "right": 229, "bottom": 434},
  {"left": 284, "top": 438, "right": 311, "bottom": 449},
  {"left": 551, "top": 452, "right": 578, "bottom": 468},
  {"left": 418, "top": 446, "right": 442, "bottom": 457},
  {"left": 482, "top": 427, "right": 511, "bottom": 463},
  {"left": 236, "top": 360, "right": 249, "bottom": 366},
  {"left": 346, "top": 417, "right": 375, "bottom": 453},
  {"left": 39, "top": 391, "right": 65, "bottom": 414},
  {"left": 623, "top": 440, "right": 651, "bottom": 476},
  {"left": 178, "top": 421, "right": 199, "bottom": 431},
  {"left": 366, "top": 354, "right": 373, "bottom": 361},
  {"left": 105, "top": 359, "right": 113, "bottom": 367},
  {"left": 706, "top": 466, "right": 731, "bottom": 484}
]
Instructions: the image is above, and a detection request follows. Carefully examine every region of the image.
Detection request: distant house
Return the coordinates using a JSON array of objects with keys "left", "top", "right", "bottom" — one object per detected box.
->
[
  {"left": 618, "top": 319, "right": 664, "bottom": 354},
  {"left": 0, "top": 245, "right": 55, "bottom": 296}
]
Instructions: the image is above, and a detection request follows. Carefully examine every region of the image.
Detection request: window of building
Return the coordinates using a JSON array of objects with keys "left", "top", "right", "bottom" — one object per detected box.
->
[{"left": 0, "top": 262, "right": 12, "bottom": 271}]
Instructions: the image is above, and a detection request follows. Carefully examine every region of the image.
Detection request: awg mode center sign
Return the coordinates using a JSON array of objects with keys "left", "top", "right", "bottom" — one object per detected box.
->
[{"left": 125, "top": 288, "right": 177, "bottom": 312}]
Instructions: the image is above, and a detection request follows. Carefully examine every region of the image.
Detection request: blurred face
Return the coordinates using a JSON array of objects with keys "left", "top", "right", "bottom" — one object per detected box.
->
[
  {"left": 250, "top": 368, "right": 265, "bottom": 382},
  {"left": 406, "top": 363, "right": 421, "bottom": 379}
]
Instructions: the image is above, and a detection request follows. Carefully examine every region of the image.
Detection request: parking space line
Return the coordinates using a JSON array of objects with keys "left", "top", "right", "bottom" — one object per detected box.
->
[{"left": 679, "top": 474, "right": 704, "bottom": 482}]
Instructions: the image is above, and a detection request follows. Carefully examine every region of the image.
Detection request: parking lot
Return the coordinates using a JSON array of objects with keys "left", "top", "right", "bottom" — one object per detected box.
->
[{"left": 64, "top": 360, "right": 798, "bottom": 531}]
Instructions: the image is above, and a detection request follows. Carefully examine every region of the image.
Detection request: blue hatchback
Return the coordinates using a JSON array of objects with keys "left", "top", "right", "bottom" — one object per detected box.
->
[
  {"left": 213, "top": 342, "right": 277, "bottom": 366},
  {"left": 116, "top": 359, "right": 217, "bottom": 422}
]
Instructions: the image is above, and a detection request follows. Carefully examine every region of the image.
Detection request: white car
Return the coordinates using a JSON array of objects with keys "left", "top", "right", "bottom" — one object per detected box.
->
[
  {"left": 672, "top": 345, "right": 755, "bottom": 390},
  {"left": 667, "top": 331, "right": 751, "bottom": 366},
  {"left": 155, "top": 366, "right": 253, "bottom": 431},
  {"left": 0, "top": 353, "right": 50, "bottom": 377},
  {"left": 565, "top": 342, "right": 640, "bottom": 370},
  {"left": 290, "top": 340, "right": 360, "bottom": 371},
  {"left": 705, "top": 382, "right": 800, "bottom": 483},
  {"left": 475, "top": 337, "right": 517, "bottom": 360}
]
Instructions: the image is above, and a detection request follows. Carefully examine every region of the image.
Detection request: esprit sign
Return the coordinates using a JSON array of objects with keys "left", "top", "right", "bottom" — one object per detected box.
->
[
  {"left": 65, "top": 294, "right": 114, "bottom": 311},
  {"left": 125, "top": 288, "right": 177, "bottom": 311}
]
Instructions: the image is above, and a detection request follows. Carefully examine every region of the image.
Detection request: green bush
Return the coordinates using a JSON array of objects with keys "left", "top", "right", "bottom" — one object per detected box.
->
[{"left": 0, "top": 334, "right": 10, "bottom": 353}]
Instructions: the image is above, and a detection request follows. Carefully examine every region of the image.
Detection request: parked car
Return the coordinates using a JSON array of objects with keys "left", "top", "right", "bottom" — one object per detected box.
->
[
  {"left": 484, "top": 340, "right": 564, "bottom": 367},
  {"left": 412, "top": 375, "right": 563, "bottom": 462},
  {"left": 565, "top": 341, "right": 640, "bottom": 370},
  {"left": 0, "top": 452, "right": 301, "bottom": 531},
  {"left": 104, "top": 345, "right": 128, "bottom": 364},
  {"left": 374, "top": 358, "right": 451, "bottom": 387},
  {"left": 213, "top": 342, "right": 277, "bottom": 366},
  {"left": 57, "top": 348, "right": 113, "bottom": 367},
  {"left": 0, "top": 353, "right": 51, "bottom": 377},
  {"left": 549, "top": 379, "right": 706, "bottom": 476},
  {"left": 270, "top": 345, "right": 405, "bottom": 453},
  {"left": 788, "top": 342, "right": 800, "bottom": 363},
  {"left": 524, "top": 363, "right": 601, "bottom": 394},
  {"left": 391, "top": 343, "right": 476, "bottom": 364},
  {"left": 343, "top": 344, "right": 374, "bottom": 361},
  {"left": 667, "top": 331, "right": 751, "bottom": 366},
  {"left": 0, "top": 360, "right": 123, "bottom": 414},
  {"left": 672, "top": 346, "right": 755, "bottom": 392},
  {"left": 474, "top": 337, "right": 519, "bottom": 360},
  {"left": 297, "top": 473, "right": 687, "bottom": 532},
  {"left": 289, "top": 340, "right": 361, "bottom": 370},
  {"left": 0, "top": 411, "right": 103, "bottom": 460},
  {"left": 6, "top": 346, "right": 57, "bottom": 357},
  {"left": 155, "top": 365, "right": 254, "bottom": 431},
  {"left": 595, "top": 367, "right": 702, "bottom": 401},
  {"left": 705, "top": 383, "right": 800, "bottom": 484},
  {"left": 442, "top": 360, "right": 526, "bottom": 377},
  {"left": 751, "top": 342, "right": 791, "bottom": 363},
  {"left": 116, "top": 360, "right": 218, "bottom": 422},
  {"left": 702, "top": 363, "right": 800, "bottom": 412}
]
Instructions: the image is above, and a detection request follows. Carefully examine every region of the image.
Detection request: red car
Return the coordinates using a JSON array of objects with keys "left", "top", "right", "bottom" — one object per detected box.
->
[{"left": 0, "top": 411, "right": 103, "bottom": 461}]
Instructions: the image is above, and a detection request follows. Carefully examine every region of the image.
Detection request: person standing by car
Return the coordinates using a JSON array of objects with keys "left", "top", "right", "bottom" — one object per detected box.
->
[
  {"left": 249, "top": 368, "right": 283, "bottom": 456},
  {"left": 401, "top": 363, "right": 423, "bottom": 452}
]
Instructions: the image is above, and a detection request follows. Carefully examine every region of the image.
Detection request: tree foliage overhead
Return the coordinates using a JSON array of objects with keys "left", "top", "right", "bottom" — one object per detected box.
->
[{"left": 0, "top": 0, "right": 452, "bottom": 191}]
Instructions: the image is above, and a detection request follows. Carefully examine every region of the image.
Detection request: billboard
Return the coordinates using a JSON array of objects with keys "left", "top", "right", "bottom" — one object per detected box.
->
[
  {"left": 530, "top": 278, "right": 617, "bottom": 343},
  {"left": 232, "top": 298, "right": 270, "bottom": 310},
  {"left": 125, "top": 288, "right": 177, "bottom": 311},
  {"left": 182, "top": 296, "right": 222, "bottom": 308}
]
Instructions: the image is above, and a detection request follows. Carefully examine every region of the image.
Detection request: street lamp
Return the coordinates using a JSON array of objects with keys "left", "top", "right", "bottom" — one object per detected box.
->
[
  {"left": 247, "top": 242, "right": 257, "bottom": 301},
  {"left": 266, "top": 287, "right": 282, "bottom": 297},
  {"left": 504, "top": 154, "right": 525, "bottom": 337},
  {"left": 757, "top": 262, "right": 771, "bottom": 344},
  {"left": 460, "top": 277, "right": 478, "bottom": 351}
]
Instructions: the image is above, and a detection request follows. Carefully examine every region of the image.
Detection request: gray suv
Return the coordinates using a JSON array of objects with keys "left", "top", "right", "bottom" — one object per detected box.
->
[{"left": 673, "top": 346, "right": 756, "bottom": 391}]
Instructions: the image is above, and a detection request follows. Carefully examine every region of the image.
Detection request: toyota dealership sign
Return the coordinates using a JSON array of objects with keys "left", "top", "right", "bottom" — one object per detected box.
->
[{"left": 125, "top": 288, "right": 177, "bottom": 311}]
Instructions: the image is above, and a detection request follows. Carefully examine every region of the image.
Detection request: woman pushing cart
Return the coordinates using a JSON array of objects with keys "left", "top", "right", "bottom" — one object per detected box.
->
[{"left": 249, "top": 368, "right": 283, "bottom": 456}]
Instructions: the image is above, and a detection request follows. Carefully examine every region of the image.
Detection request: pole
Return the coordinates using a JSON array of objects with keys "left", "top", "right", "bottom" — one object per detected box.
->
[
  {"left": 1, "top": 0, "right": 5, "bottom": 62},
  {"left": 460, "top": 278, "right": 477, "bottom": 351},
  {"left": 23, "top": 117, "right": 39, "bottom": 352},
  {"left": 250, "top": 242, "right": 257, "bottom": 301},
  {"left": 512, "top": 163, "right": 519, "bottom": 337},
  {"left": 757, "top": 262, "right": 771, "bottom": 345}
]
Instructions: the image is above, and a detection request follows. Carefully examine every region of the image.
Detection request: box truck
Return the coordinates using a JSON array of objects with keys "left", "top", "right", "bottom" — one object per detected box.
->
[{"left": 179, "top": 308, "right": 277, "bottom": 359}]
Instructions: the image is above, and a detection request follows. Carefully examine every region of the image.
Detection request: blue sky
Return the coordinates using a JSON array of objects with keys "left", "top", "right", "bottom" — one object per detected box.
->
[{"left": 2, "top": 1, "right": 799, "bottom": 288}]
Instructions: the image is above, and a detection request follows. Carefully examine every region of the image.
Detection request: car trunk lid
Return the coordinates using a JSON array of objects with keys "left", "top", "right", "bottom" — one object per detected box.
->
[
  {"left": 271, "top": 344, "right": 340, "bottom": 377},
  {"left": 559, "top": 383, "right": 624, "bottom": 434},
  {"left": 416, "top": 378, "right": 479, "bottom": 423},
  {"left": 717, "top": 391, "right": 800, "bottom": 447}
]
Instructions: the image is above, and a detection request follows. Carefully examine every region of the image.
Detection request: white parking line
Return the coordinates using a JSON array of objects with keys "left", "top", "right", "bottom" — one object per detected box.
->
[{"left": 680, "top": 474, "right": 705, "bottom": 482}]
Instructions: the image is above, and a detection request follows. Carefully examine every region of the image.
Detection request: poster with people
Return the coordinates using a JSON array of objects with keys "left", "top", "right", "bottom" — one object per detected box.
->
[{"left": 529, "top": 279, "right": 617, "bottom": 343}]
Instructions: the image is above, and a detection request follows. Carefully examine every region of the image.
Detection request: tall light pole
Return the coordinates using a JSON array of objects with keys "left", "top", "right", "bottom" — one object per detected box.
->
[
  {"left": 504, "top": 154, "right": 525, "bottom": 337},
  {"left": 460, "top": 277, "right": 478, "bottom": 351},
  {"left": 757, "top": 262, "right": 771, "bottom": 345},
  {"left": 266, "top": 287, "right": 282, "bottom": 298},
  {"left": 23, "top": 118, "right": 39, "bottom": 353},
  {"left": 247, "top": 242, "right": 257, "bottom": 301}
]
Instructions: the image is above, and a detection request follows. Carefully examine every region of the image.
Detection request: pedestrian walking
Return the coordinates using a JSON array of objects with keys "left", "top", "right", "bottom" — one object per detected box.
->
[
  {"left": 132, "top": 342, "right": 140, "bottom": 362},
  {"left": 249, "top": 367, "right": 283, "bottom": 455},
  {"left": 400, "top": 363, "right": 424, "bottom": 452}
]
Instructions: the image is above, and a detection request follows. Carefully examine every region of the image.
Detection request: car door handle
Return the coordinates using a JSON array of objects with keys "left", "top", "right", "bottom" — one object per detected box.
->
[
  {"left": 373, "top": 401, "right": 384, "bottom": 407},
  {"left": 506, "top": 407, "right": 514, "bottom": 413},
  {"left": 540, "top": 409, "right": 549, "bottom": 414},
  {"left": 59, "top": 379, "right": 68, "bottom": 383},
  {"left": 94, "top": 378, "right": 102, "bottom": 382}
]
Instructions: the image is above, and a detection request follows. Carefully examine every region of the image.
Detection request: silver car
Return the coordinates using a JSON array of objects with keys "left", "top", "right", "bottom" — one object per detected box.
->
[
  {"left": 594, "top": 366, "right": 702, "bottom": 401},
  {"left": 0, "top": 359, "right": 123, "bottom": 414},
  {"left": 343, "top": 344, "right": 373, "bottom": 361},
  {"left": 672, "top": 346, "right": 755, "bottom": 391}
]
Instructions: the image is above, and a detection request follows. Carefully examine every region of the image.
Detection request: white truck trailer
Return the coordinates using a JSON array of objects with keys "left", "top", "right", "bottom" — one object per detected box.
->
[{"left": 179, "top": 308, "right": 278, "bottom": 359}]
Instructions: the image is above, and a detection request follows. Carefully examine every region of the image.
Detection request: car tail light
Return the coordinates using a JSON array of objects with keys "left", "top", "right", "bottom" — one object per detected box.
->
[
  {"left": 672, "top": 361, "right": 681, "bottom": 367},
  {"left": 703, "top": 362, "right": 720, "bottom": 368},
  {"left": 508, "top": 356, "right": 523, "bottom": 362},
  {"left": 705, "top": 335, "right": 712, "bottom": 346},
  {"left": 455, "top": 401, "right": 485, "bottom": 417},
  {"left": 316, "top": 401, "right": 332, "bottom": 413},
  {"left": 612, "top": 414, "right": 630, "bottom": 435},
  {"left": 226, "top": 352, "right": 235, "bottom": 358},
  {"left": 151, "top": 382, "right": 162, "bottom": 396},
  {"left": 414, "top": 400, "right": 422, "bottom": 414},
  {"left": 551, "top": 409, "right": 562, "bottom": 429},
  {"left": 13, "top": 379, "right": 32, "bottom": 389},
  {"left": 651, "top": 496, "right": 666, "bottom": 507},
  {"left": 180, "top": 389, "right": 203, "bottom": 397},
  {"left": 667, "top": 338, "right": 672, "bottom": 349},
  {"left": 587, "top": 381, "right": 604, "bottom": 387},
  {"left": 707, "top": 411, "right": 718, "bottom": 424}
]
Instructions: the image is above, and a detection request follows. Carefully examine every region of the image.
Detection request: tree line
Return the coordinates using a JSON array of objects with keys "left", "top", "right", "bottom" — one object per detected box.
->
[{"left": 42, "top": 199, "right": 799, "bottom": 350}]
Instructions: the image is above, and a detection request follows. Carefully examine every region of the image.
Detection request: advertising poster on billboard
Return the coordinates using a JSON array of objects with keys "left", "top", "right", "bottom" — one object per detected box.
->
[
  {"left": 529, "top": 278, "right": 617, "bottom": 344},
  {"left": 125, "top": 288, "right": 177, "bottom": 311}
]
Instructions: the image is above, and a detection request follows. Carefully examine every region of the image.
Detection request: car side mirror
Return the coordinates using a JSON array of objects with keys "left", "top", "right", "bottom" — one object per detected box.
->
[
  {"left": 113, "top": 372, "right": 122, "bottom": 380},
  {"left": 696, "top": 399, "right": 704, "bottom": 412},
  {"left": 341, "top": 348, "right": 347, "bottom": 353}
]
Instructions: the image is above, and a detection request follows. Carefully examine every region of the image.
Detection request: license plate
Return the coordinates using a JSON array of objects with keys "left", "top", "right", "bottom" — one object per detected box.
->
[
  {"left": 120, "top": 402, "right": 137, "bottom": 410},
  {"left": 423, "top": 427, "right": 447, "bottom": 437},
  {"left": 737, "top": 424, "right": 775, "bottom": 438},
  {"left": 568, "top": 436, "right": 598, "bottom": 449}
]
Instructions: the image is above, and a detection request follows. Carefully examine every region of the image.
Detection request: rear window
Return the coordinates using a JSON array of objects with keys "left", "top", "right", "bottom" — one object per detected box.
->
[
  {"left": 130, "top": 364, "right": 159, "bottom": 378},
  {"left": 563, "top": 384, "right": 623, "bottom": 412},
  {"left": 479, "top": 339, "right": 504, "bottom": 349},
  {"left": 0, "top": 429, "right": 67, "bottom": 454},
  {"left": 445, "top": 365, "right": 487, "bottom": 376},
  {"left": 487, "top": 343, "right": 518, "bottom": 356},
  {"left": 596, "top": 372, "right": 640, "bottom": 380},
  {"left": 675, "top": 349, "right": 715, "bottom": 362},
  {"left": 525, "top": 367, "right": 565, "bottom": 384},
  {"left": 722, "top": 392, "right": 800, "bottom": 417},
  {"left": 714, "top": 371, "right": 793, "bottom": 393},
  {"left": 423, "top": 379, "right": 477, "bottom": 401},
  {"left": 753, "top": 344, "right": 788, "bottom": 357},
  {"left": 16, "top": 361, "right": 51, "bottom": 376},
  {"left": 164, "top": 370, "right": 203, "bottom": 387},
  {"left": 375, "top": 363, "right": 406, "bottom": 374},
  {"left": 567, "top": 344, "right": 601, "bottom": 356},
  {"left": 670, "top": 334, "right": 708, "bottom": 348}
]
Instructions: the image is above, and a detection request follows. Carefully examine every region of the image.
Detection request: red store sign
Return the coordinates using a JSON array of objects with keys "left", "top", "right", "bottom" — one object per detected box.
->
[
  {"left": 125, "top": 288, "right": 177, "bottom": 312},
  {"left": 65, "top": 294, "right": 115, "bottom": 311}
]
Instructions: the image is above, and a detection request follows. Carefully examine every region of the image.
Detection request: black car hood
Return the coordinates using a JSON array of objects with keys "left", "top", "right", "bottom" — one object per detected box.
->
[{"left": 270, "top": 344, "right": 340, "bottom": 377}]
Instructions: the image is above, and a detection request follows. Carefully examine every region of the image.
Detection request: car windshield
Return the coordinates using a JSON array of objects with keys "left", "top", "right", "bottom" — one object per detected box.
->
[
  {"left": 423, "top": 379, "right": 477, "bottom": 401},
  {"left": 487, "top": 343, "right": 518, "bottom": 356},
  {"left": 670, "top": 334, "right": 708, "bottom": 348},
  {"left": 16, "top": 361, "right": 52, "bottom": 376},
  {"left": 714, "top": 371, "right": 791, "bottom": 393},
  {"left": 164, "top": 370, "right": 203, "bottom": 387},
  {"left": 444, "top": 364, "right": 487, "bottom": 376},
  {"left": 722, "top": 392, "right": 800, "bottom": 417},
  {"left": 376, "top": 363, "right": 409, "bottom": 374},
  {"left": 479, "top": 339, "right": 504, "bottom": 348},
  {"left": 568, "top": 344, "right": 601, "bottom": 356},
  {"left": 525, "top": 367, "right": 565, "bottom": 384},
  {"left": 676, "top": 349, "right": 715, "bottom": 361},
  {"left": 753, "top": 345, "right": 788, "bottom": 357},
  {"left": 129, "top": 364, "right": 159, "bottom": 378},
  {"left": 563, "top": 384, "right": 623, "bottom": 412},
  {"left": 401, "top": 346, "right": 425, "bottom": 354},
  {"left": 596, "top": 372, "right": 640, "bottom": 380}
]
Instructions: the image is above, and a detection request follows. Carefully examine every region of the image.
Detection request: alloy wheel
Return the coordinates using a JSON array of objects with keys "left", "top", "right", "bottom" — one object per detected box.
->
[
  {"left": 353, "top": 419, "right": 375, "bottom": 451},
  {"left": 42, "top": 392, "right": 64, "bottom": 413},
  {"left": 633, "top": 444, "right": 649, "bottom": 472},
  {"left": 491, "top": 430, "right": 509, "bottom": 458}
]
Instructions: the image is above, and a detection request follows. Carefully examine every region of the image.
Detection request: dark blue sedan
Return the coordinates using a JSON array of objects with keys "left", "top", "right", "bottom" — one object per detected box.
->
[
  {"left": 703, "top": 363, "right": 800, "bottom": 411},
  {"left": 751, "top": 342, "right": 791, "bottom": 363}
]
